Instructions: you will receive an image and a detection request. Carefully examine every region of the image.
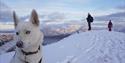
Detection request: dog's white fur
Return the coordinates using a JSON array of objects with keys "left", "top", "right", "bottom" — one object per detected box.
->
[{"left": 10, "top": 10, "right": 43, "bottom": 63}]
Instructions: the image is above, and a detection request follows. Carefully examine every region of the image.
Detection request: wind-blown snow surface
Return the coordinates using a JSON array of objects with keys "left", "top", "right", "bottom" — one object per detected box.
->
[{"left": 0, "top": 30, "right": 125, "bottom": 63}]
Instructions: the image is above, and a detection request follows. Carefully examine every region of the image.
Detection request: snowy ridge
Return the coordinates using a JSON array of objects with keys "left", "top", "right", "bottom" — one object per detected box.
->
[
  {"left": 43, "top": 30, "right": 125, "bottom": 63},
  {"left": 0, "top": 30, "right": 125, "bottom": 63}
]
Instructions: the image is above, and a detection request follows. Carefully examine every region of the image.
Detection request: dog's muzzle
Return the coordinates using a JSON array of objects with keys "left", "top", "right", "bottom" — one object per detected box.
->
[{"left": 16, "top": 41, "right": 23, "bottom": 48}]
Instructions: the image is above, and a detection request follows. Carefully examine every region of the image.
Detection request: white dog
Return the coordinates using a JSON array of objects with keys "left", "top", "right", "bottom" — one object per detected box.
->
[{"left": 10, "top": 10, "right": 44, "bottom": 63}]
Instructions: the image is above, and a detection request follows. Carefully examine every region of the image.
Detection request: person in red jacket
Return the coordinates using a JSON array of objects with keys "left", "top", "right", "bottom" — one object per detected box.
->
[{"left": 108, "top": 20, "right": 113, "bottom": 31}]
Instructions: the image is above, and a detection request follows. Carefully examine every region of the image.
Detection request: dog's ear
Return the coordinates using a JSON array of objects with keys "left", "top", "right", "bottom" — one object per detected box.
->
[
  {"left": 13, "top": 11, "right": 20, "bottom": 28},
  {"left": 30, "top": 9, "right": 39, "bottom": 26}
]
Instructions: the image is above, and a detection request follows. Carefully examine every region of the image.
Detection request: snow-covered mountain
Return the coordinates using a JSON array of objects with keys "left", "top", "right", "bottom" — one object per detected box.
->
[
  {"left": 0, "top": 1, "right": 12, "bottom": 22},
  {"left": 0, "top": 30, "right": 125, "bottom": 63}
]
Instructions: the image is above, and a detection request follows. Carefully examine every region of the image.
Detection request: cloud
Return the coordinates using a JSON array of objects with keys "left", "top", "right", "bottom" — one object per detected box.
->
[
  {"left": 95, "top": 12, "right": 125, "bottom": 21},
  {"left": 0, "top": 1, "right": 13, "bottom": 22},
  {"left": 2, "top": 0, "right": 125, "bottom": 21},
  {"left": 93, "top": 2, "right": 125, "bottom": 22},
  {"left": 116, "top": 5, "right": 125, "bottom": 10}
]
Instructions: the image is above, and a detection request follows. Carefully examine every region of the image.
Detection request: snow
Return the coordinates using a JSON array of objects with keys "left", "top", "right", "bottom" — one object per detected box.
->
[
  {"left": 0, "top": 30, "right": 125, "bottom": 63},
  {"left": 43, "top": 30, "right": 125, "bottom": 63},
  {"left": 0, "top": 52, "right": 14, "bottom": 63},
  {"left": 0, "top": 40, "right": 16, "bottom": 54}
]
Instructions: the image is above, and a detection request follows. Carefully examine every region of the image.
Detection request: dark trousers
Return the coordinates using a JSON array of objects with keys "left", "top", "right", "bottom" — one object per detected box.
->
[
  {"left": 109, "top": 28, "right": 112, "bottom": 31},
  {"left": 88, "top": 22, "right": 91, "bottom": 30}
]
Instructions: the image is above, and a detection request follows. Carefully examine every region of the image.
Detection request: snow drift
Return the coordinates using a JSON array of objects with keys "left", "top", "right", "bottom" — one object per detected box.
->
[{"left": 0, "top": 30, "right": 125, "bottom": 63}]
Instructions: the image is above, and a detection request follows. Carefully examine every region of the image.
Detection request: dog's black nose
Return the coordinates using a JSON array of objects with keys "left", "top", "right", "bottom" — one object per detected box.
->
[{"left": 16, "top": 41, "right": 23, "bottom": 48}]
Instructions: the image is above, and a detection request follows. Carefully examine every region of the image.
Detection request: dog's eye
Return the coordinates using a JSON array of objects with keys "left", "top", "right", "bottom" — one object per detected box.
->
[
  {"left": 16, "top": 32, "right": 19, "bottom": 35},
  {"left": 26, "top": 31, "right": 31, "bottom": 34}
]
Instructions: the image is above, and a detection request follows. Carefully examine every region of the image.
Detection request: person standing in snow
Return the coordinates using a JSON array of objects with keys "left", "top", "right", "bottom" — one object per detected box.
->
[
  {"left": 86, "top": 13, "right": 94, "bottom": 30},
  {"left": 108, "top": 20, "right": 113, "bottom": 31}
]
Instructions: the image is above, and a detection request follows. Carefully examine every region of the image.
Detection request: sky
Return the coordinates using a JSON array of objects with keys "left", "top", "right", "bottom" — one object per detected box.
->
[{"left": 1, "top": 0, "right": 125, "bottom": 20}]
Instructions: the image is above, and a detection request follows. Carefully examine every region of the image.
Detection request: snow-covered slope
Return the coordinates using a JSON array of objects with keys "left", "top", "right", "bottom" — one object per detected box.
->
[
  {"left": 43, "top": 30, "right": 125, "bottom": 63},
  {"left": 0, "top": 30, "right": 125, "bottom": 63}
]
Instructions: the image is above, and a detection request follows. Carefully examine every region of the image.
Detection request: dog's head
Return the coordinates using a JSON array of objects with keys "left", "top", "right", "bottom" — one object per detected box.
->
[{"left": 13, "top": 10, "right": 42, "bottom": 49}]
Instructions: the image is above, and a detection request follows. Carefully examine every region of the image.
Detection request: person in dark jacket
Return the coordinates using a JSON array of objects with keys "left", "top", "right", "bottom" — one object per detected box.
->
[
  {"left": 86, "top": 13, "right": 94, "bottom": 30},
  {"left": 108, "top": 20, "right": 113, "bottom": 31}
]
